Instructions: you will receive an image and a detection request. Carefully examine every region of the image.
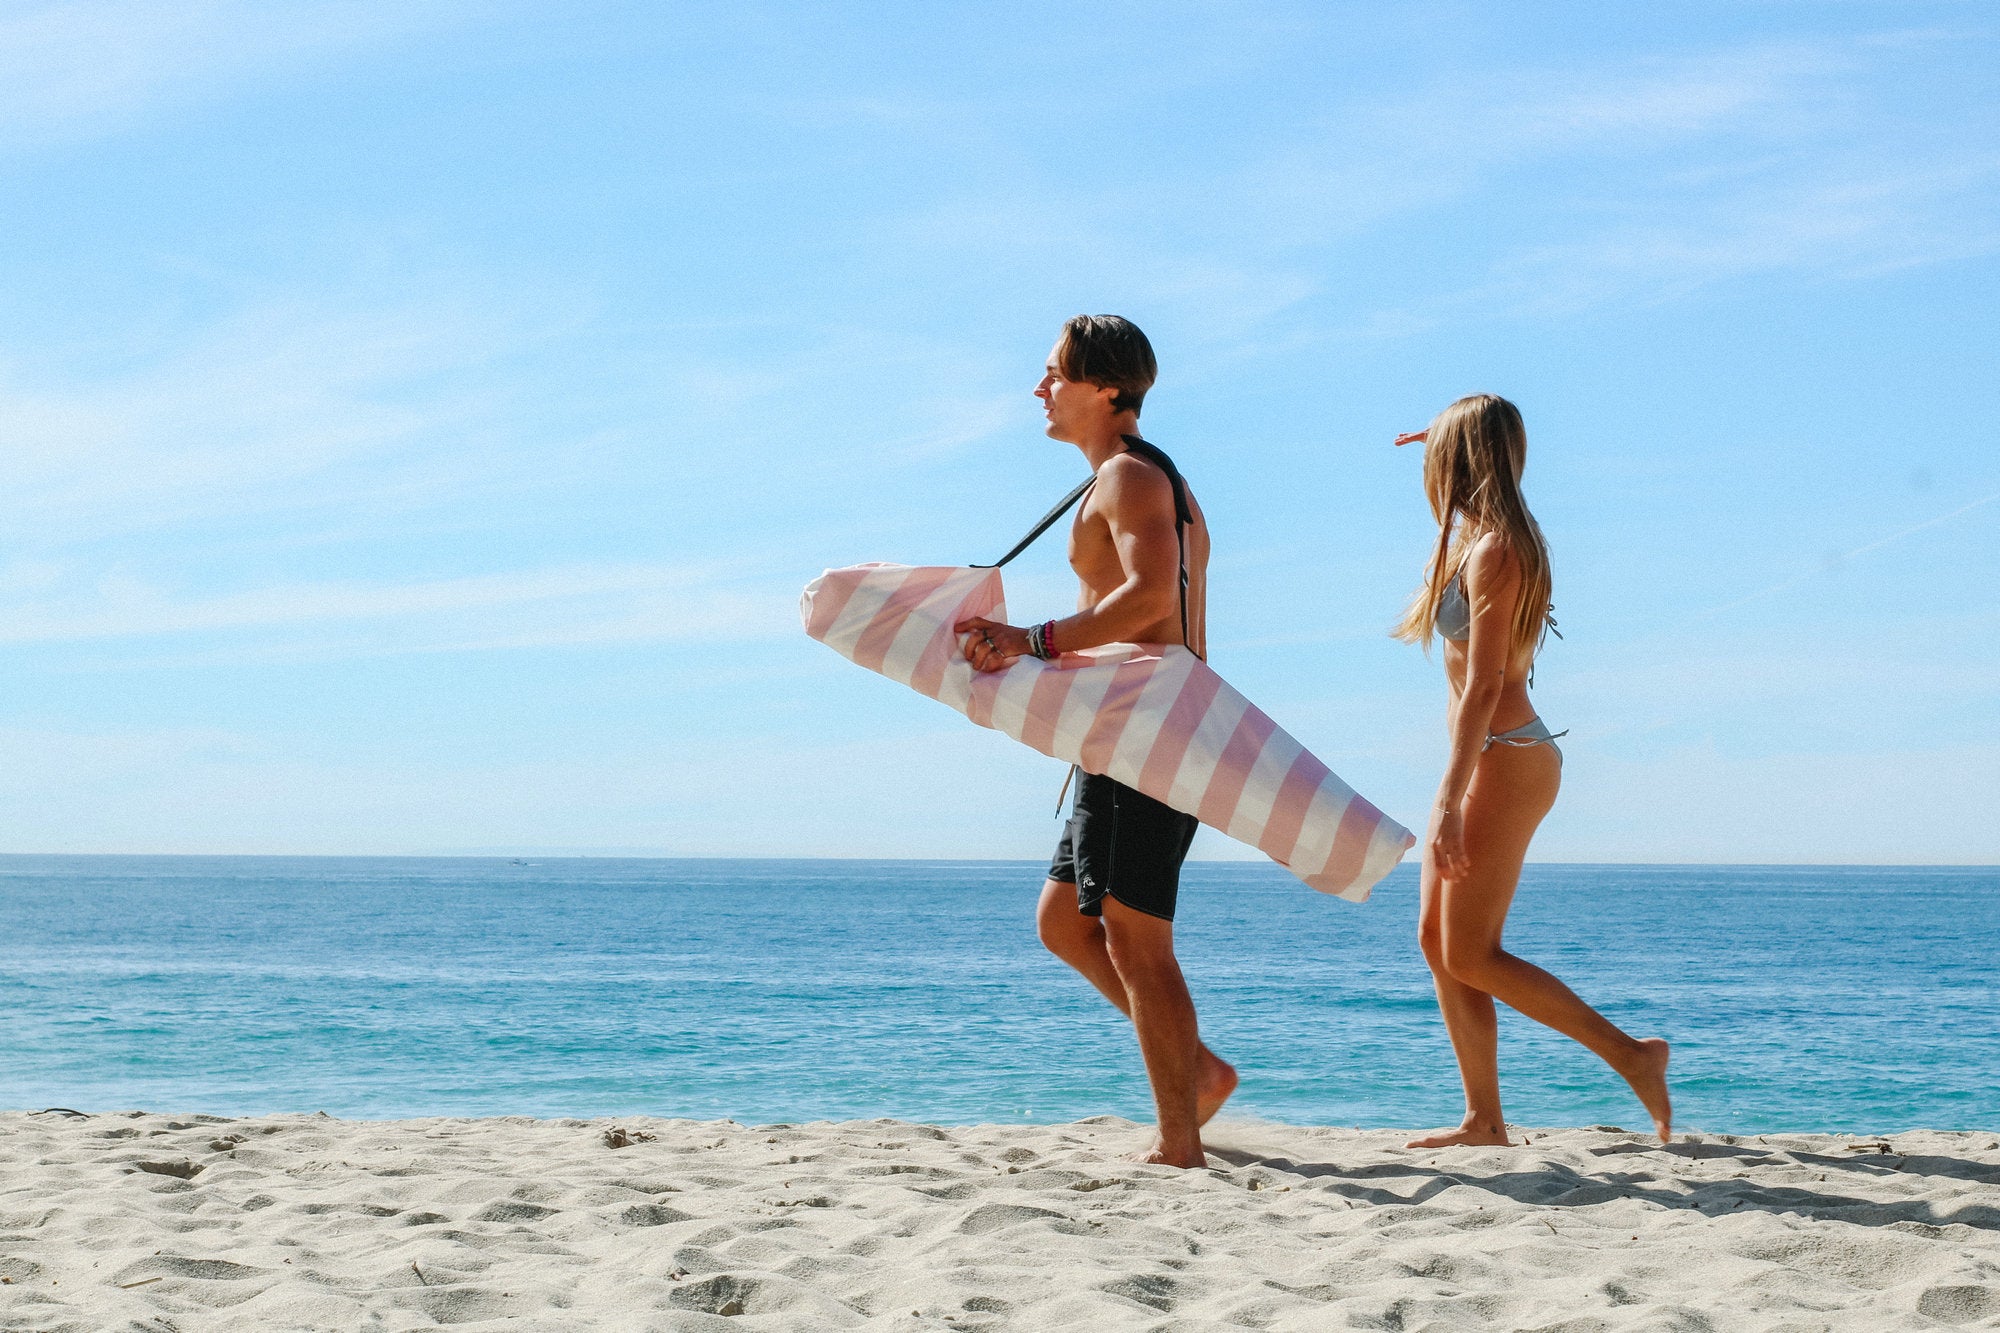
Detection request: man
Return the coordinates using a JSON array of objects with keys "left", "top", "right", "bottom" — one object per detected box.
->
[{"left": 955, "top": 314, "right": 1236, "bottom": 1169}]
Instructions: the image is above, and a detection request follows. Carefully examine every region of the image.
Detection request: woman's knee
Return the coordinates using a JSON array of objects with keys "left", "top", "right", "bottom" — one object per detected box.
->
[
  {"left": 1416, "top": 915, "right": 1447, "bottom": 968},
  {"left": 1441, "top": 939, "right": 1503, "bottom": 988}
]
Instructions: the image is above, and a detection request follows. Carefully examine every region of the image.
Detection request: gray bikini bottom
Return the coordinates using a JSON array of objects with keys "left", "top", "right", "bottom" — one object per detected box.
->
[{"left": 1484, "top": 716, "right": 1567, "bottom": 762}]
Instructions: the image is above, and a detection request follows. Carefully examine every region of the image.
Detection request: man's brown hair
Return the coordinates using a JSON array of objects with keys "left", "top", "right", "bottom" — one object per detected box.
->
[{"left": 1055, "top": 314, "right": 1157, "bottom": 416}]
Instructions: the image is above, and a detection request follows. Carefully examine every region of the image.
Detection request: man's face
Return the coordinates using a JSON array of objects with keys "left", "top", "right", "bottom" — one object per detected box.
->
[{"left": 1035, "top": 341, "right": 1117, "bottom": 443}]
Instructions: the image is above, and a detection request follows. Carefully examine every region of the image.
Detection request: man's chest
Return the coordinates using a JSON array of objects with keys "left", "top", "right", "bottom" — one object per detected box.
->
[{"left": 1064, "top": 512, "right": 1127, "bottom": 590}]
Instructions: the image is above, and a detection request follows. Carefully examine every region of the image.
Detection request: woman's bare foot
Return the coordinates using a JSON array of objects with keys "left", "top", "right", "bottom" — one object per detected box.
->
[
  {"left": 1405, "top": 1120, "right": 1511, "bottom": 1149},
  {"left": 1618, "top": 1037, "right": 1673, "bottom": 1143},
  {"left": 1196, "top": 1050, "right": 1238, "bottom": 1127}
]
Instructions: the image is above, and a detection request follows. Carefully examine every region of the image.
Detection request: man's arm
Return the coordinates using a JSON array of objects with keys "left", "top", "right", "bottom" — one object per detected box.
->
[{"left": 957, "top": 454, "right": 1181, "bottom": 671}]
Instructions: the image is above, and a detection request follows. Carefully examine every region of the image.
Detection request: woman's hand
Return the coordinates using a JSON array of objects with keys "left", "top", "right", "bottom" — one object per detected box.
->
[
  {"left": 1394, "top": 429, "right": 1429, "bottom": 447},
  {"left": 1428, "top": 806, "right": 1468, "bottom": 878},
  {"left": 954, "top": 615, "right": 1030, "bottom": 673}
]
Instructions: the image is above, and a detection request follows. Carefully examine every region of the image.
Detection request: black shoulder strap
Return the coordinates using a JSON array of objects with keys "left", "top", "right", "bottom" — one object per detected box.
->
[
  {"left": 973, "top": 474, "right": 1094, "bottom": 569},
  {"left": 1120, "top": 435, "right": 1192, "bottom": 650},
  {"left": 1119, "top": 435, "right": 1192, "bottom": 527}
]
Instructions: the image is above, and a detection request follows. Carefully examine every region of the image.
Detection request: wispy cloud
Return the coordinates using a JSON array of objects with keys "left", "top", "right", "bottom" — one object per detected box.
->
[
  {"left": 1214, "top": 39, "right": 1847, "bottom": 247},
  {"left": 1459, "top": 153, "right": 2000, "bottom": 317},
  {"left": 858, "top": 31, "right": 1995, "bottom": 349},
  {"left": 0, "top": 561, "right": 790, "bottom": 658},
  {"left": 1236, "top": 31, "right": 2000, "bottom": 327},
  {"left": 876, "top": 392, "right": 1021, "bottom": 461},
  {"left": 0, "top": 295, "right": 547, "bottom": 546},
  {"left": 1695, "top": 486, "right": 2000, "bottom": 619},
  {"left": 0, "top": 0, "right": 463, "bottom": 149}
]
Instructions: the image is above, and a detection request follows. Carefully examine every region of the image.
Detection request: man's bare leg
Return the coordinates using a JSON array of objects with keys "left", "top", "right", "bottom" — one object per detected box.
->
[
  {"left": 1037, "top": 880, "right": 1237, "bottom": 1124},
  {"left": 1093, "top": 896, "right": 1205, "bottom": 1167}
]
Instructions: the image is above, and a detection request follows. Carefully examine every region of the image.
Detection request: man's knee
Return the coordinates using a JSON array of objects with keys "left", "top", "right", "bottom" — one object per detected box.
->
[{"left": 1036, "top": 882, "right": 1095, "bottom": 957}]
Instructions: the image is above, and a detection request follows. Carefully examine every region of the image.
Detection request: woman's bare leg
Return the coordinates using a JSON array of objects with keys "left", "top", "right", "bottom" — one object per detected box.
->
[
  {"left": 1409, "top": 856, "right": 1510, "bottom": 1147},
  {"left": 1426, "top": 747, "right": 1672, "bottom": 1144}
]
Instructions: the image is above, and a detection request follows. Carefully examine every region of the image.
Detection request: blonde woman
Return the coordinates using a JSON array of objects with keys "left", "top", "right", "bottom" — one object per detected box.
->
[{"left": 1394, "top": 395, "right": 1671, "bottom": 1147}]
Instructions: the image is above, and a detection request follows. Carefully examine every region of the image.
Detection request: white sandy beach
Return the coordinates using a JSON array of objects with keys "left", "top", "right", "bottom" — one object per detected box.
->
[{"left": 3, "top": 1110, "right": 1997, "bottom": 1332}]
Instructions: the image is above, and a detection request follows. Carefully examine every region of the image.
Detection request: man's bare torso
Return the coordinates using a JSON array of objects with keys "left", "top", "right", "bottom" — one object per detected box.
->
[{"left": 1067, "top": 449, "right": 1210, "bottom": 659}]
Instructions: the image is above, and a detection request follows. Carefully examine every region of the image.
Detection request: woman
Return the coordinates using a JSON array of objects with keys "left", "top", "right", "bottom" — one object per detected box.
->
[{"left": 1394, "top": 394, "right": 1671, "bottom": 1147}]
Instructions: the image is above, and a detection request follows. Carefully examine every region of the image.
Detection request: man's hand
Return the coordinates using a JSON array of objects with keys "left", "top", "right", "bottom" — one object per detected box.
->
[
  {"left": 954, "top": 615, "right": 1031, "bottom": 673},
  {"left": 1394, "top": 429, "right": 1429, "bottom": 447}
]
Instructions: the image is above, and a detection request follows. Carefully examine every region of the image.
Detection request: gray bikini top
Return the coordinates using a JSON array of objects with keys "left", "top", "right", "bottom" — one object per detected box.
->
[
  {"left": 1437, "top": 570, "right": 1472, "bottom": 642},
  {"left": 1438, "top": 569, "right": 1562, "bottom": 653}
]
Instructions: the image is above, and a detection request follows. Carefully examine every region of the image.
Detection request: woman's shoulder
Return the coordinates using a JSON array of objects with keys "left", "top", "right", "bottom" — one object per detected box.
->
[{"left": 1463, "top": 531, "right": 1525, "bottom": 588}]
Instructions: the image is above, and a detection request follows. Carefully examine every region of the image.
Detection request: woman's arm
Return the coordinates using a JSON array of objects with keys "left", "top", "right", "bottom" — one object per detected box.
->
[{"left": 1429, "top": 535, "right": 1522, "bottom": 876}]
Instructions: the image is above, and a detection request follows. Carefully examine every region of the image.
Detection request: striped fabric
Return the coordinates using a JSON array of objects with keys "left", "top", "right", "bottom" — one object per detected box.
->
[{"left": 801, "top": 562, "right": 1414, "bottom": 902}]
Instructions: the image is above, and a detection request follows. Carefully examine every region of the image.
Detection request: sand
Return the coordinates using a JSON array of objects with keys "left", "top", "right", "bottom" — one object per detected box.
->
[{"left": 3, "top": 1110, "right": 1998, "bottom": 1331}]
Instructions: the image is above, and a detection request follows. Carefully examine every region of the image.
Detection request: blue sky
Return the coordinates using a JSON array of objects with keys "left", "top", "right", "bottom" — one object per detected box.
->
[{"left": 1, "top": 0, "right": 1994, "bottom": 862}]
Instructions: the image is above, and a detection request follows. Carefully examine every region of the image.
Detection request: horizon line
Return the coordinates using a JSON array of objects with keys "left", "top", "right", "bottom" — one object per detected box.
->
[{"left": 0, "top": 851, "right": 1992, "bottom": 869}]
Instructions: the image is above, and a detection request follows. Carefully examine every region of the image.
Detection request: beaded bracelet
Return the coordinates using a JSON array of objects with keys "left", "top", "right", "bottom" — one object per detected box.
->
[{"left": 1025, "top": 619, "right": 1059, "bottom": 661}]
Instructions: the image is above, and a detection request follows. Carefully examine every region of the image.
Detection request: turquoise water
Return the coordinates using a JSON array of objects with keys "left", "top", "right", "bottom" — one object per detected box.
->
[{"left": 2, "top": 856, "right": 1994, "bottom": 1133}]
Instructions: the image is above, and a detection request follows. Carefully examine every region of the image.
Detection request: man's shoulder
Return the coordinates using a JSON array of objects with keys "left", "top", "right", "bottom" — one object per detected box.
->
[
  {"left": 1092, "top": 453, "right": 1177, "bottom": 522},
  {"left": 1098, "top": 449, "right": 1178, "bottom": 494}
]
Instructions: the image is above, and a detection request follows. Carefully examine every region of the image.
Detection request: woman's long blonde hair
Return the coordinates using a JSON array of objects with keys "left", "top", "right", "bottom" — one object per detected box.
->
[{"left": 1392, "top": 393, "right": 1553, "bottom": 660}]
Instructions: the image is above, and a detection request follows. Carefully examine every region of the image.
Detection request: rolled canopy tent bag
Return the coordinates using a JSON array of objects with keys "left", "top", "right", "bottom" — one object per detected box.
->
[{"left": 798, "top": 560, "right": 1415, "bottom": 903}]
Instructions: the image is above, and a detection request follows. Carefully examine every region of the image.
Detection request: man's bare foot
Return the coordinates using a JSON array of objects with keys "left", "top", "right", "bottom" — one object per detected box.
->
[
  {"left": 1196, "top": 1049, "right": 1238, "bottom": 1127},
  {"left": 1124, "top": 1137, "right": 1207, "bottom": 1169},
  {"left": 1618, "top": 1037, "right": 1673, "bottom": 1143},
  {"left": 1405, "top": 1121, "right": 1511, "bottom": 1149}
]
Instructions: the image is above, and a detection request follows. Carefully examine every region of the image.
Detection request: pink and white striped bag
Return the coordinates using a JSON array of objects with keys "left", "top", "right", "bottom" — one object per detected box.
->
[{"left": 800, "top": 562, "right": 1413, "bottom": 902}]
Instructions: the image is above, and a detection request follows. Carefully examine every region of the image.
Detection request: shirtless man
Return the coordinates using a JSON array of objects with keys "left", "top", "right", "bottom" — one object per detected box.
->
[{"left": 955, "top": 314, "right": 1236, "bottom": 1169}]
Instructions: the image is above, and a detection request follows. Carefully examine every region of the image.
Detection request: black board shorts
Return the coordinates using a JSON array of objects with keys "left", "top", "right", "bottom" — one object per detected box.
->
[{"left": 1047, "top": 769, "right": 1200, "bottom": 922}]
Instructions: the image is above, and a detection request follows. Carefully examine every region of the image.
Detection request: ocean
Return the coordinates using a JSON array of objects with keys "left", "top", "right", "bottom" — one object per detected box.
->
[{"left": 3, "top": 856, "right": 1994, "bottom": 1135}]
